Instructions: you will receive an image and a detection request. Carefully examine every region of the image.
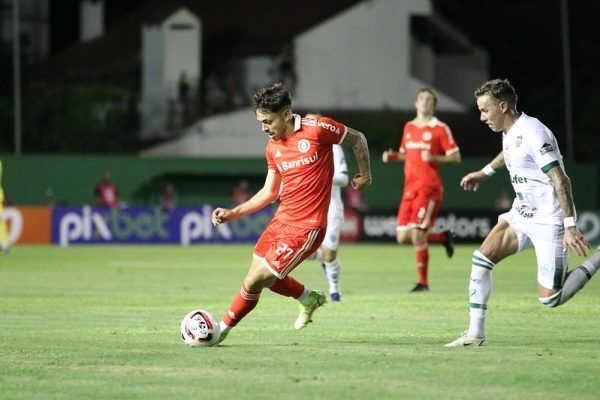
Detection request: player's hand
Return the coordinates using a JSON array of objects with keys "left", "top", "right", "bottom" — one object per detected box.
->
[
  {"left": 421, "top": 150, "right": 431, "bottom": 162},
  {"left": 563, "top": 226, "right": 590, "bottom": 257},
  {"left": 460, "top": 171, "right": 486, "bottom": 192},
  {"left": 351, "top": 173, "right": 371, "bottom": 191},
  {"left": 212, "top": 207, "right": 232, "bottom": 226},
  {"left": 382, "top": 149, "right": 393, "bottom": 163}
]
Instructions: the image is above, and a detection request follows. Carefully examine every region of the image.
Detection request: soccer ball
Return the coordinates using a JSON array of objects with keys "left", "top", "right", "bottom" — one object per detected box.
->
[{"left": 180, "top": 309, "right": 221, "bottom": 347}]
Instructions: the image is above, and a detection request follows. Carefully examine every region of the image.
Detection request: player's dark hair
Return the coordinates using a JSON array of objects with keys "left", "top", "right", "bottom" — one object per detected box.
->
[
  {"left": 417, "top": 87, "right": 437, "bottom": 105},
  {"left": 474, "top": 79, "right": 518, "bottom": 106},
  {"left": 252, "top": 82, "right": 292, "bottom": 113}
]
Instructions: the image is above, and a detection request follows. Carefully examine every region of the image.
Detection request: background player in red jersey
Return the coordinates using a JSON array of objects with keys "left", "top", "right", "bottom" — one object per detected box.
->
[
  {"left": 211, "top": 83, "right": 371, "bottom": 344},
  {"left": 382, "top": 88, "right": 461, "bottom": 292}
]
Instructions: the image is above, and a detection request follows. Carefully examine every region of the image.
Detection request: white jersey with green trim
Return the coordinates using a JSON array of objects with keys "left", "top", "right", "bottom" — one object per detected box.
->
[{"left": 502, "top": 113, "right": 565, "bottom": 225}]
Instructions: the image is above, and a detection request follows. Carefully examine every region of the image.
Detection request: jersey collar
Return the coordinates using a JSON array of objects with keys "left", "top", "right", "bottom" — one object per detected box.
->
[
  {"left": 426, "top": 117, "right": 440, "bottom": 127},
  {"left": 504, "top": 112, "right": 526, "bottom": 136},
  {"left": 293, "top": 113, "right": 302, "bottom": 131}
]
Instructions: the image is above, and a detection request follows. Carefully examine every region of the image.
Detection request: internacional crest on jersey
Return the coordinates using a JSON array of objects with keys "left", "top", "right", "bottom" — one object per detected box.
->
[{"left": 266, "top": 114, "right": 347, "bottom": 229}]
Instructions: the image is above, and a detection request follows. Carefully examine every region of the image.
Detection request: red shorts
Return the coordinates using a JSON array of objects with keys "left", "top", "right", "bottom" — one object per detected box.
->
[
  {"left": 254, "top": 219, "right": 324, "bottom": 279},
  {"left": 397, "top": 188, "right": 442, "bottom": 230}
]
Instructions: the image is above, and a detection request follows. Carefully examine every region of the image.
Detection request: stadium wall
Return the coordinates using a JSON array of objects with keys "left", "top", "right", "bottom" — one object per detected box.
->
[{"left": 2, "top": 155, "right": 598, "bottom": 211}]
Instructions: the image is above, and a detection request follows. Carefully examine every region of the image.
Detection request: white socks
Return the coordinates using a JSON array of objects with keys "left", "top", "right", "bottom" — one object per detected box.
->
[
  {"left": 323, "top": 259, "right": 341, "bottom": 294},
  {"left": 297, "top": 287, "right": 311, "bottom": 304},
  {"left": 467, "top": 251, "right": 494, "bottom": 339}
]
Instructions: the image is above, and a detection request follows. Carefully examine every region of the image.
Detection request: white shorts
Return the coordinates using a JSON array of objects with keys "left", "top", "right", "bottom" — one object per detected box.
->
[
  {"left": 499, "top": 209, "right": 567, "bottom": 290},
  {"left": 322, "top": 202, "right": 344, "bottom": 251}
]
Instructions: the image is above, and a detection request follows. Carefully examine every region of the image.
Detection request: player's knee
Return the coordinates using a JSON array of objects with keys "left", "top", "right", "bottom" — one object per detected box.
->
[
  {"left": 396, "top": 230, "right": 410, "bottom": 244},
  {"left": 538, "top": 290, "right": 562, "bottom": 308},
  {"left": 323, "top": 253, "right": 336, "bottom": 263},
  {"left": 244, "top": 269, "right": 276, "bottom": 291}
]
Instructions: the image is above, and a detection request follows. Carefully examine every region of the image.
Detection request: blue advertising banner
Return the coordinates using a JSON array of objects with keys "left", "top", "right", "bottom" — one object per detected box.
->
[{"left": 52, "top": 205, "right": 276, "bottom": 246}]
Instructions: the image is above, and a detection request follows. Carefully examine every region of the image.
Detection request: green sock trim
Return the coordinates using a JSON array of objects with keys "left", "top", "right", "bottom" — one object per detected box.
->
[{"left": 469, "top": 302, "right": 488, "bottom": 310}]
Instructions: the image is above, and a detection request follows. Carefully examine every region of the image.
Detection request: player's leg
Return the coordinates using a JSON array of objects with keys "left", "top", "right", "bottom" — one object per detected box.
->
[
  {"left": 426, "top": 230, "right": 454, "bottom": 258},
  {"left": 320, "top": 208, "right": 343, "bottom": 301},
  {"left": 445, "top": 215, "right": 520, "bottom": 347},
  {"left": 321, "top": 247, "right": 342, "bottom": 301},
  {"left": 0, "top": 208, "right": 8, "bottom": 253},
  {"left": 254, "top": 220, "right": 326, "bottom": 329},
  {"left": 218, "top": 256, "right": 278, "bottom": 344},
  {"left": 408, "top": 193, "right": 440, "bottom": 292},
  {"left": 537, "top": 227, "right": 600, "bottom": 307},
  {"left": 410, "top": 228, "right": 429, "bottom": 292},
  {"left": 395, "top": 197, "right": 412, "bottom": 245}
]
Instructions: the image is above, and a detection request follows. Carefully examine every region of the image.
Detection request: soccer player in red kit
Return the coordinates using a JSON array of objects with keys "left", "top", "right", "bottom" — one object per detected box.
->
[
  {"left": 211, "top": 83, "right": 371, "bottom": 344},
  {"left": 382, "top": 88, "right": 461, "bottom": 292}
]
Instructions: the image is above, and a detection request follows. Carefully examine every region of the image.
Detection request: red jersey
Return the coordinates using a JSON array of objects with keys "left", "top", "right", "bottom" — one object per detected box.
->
[
  {"left": 400, "top": 117, "right": 459, "bottom": 194},
  {"left": 267, "top": 115, "right": 347, "bottom": 228},
  {"left": 95, "top": 182, "right": 119, "bottom": 207}
]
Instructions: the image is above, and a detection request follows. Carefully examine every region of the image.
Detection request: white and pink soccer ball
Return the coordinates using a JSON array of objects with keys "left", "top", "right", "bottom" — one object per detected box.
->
[{"left": 180, "top": 310, "right": 220, "bottom": 347}]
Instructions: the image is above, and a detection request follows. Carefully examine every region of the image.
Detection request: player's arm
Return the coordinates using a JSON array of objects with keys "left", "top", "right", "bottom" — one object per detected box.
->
[
  {"left": 428, "top": 150, "right": 461, "bottom": 165},
  {"left": 545, "top": 166, "right": 590, "bottom": 256},
  {"left": 212, "top": 170, "right": 281, "bottom": 225},
  {"left": 340, "top": 127, "right": 371, "bottom": 190},
  {"left": 460, "top": 151, "right": 505, "bottom": 192},
  {"left": 382, "top": 149, "right": 405, "bottom": 163}
]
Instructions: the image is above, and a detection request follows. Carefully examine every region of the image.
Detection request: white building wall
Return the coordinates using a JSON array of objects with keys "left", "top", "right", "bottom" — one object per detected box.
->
[
  {"left": 162, "top": 9, "right": 201, "bottom": 99},
  {"left": 434, "top": 46, "right": 489, "bottom": 106},
  {"left": 294, "top": 0, "right": 464, "bottom": 111},
  {"left": 80, "top": 0, "right": 104, "bottom": 42},
  {"left": 243, "top": 56, "right": 273, "bottom": 99},
  {"left": 141, "top": 26, "right": 166, "bottom": 138},
  {"left": 140, "top": 8, "right": 200, "bottom": 139}
]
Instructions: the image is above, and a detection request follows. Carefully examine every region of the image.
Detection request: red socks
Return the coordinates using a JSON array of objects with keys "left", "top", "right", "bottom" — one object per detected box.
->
[
  {"left": 426, "top": 231, "right": 445, "bottom": 243},
  {"left": 269, "top": 275, "right": 305, "bottom": 299},
  {"left": 223, "top": 285, "right": 261, "bottom": 327},
  {"left": 223, "top": 277, "right": 306, "bottom": 328},
  {"left": 415, "top": 243, "right": 429, "bottom": 285}
]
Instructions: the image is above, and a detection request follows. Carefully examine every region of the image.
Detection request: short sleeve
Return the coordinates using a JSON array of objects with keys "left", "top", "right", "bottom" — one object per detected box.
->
[
  {"left": 529, "top": 128, "right": 560, "bottom": 173},
  {"left": 266, "top": 146, "right": 279, "bottom": 173},
  {"left": 439, "top": 123, "right": 459, "bottom": 155},
  {"left": 400, "top": 123, "right": 409, "bottom": 153},
  {"left": 315, "top": 117, "right": 347, "bottom": 145}
]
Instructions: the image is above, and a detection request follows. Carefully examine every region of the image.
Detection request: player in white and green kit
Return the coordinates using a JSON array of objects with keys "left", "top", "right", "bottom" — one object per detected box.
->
[{"left": 445, "top": 79, "right": 600, "bottom": 347}]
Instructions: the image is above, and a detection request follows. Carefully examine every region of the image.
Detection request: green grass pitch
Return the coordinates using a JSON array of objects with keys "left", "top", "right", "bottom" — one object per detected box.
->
[{"left": 1, "top": 244, "right": 599, "bottom": 399}]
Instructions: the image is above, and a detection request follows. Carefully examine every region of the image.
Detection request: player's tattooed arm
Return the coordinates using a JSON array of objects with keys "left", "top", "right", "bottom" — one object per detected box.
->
[
  {"left": 546, "top": 166, "right": 576, "bottom": 218},
  {"left": 546, "top": 166, "right": 590, "bottom": 256},
  {"left": 342, "top": 127, "right": 372, "bottom": 190}
]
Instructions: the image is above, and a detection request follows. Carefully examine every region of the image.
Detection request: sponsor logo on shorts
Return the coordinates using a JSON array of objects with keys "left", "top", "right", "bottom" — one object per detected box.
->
[{"left": 516, "top": 205, "right": 534, "bottom": 219}]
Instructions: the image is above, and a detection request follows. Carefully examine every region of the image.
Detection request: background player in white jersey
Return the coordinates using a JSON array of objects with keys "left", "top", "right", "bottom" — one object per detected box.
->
[
  {"left": 306, "top": 113, "right": 348, "bottom": 301},
  {"left": 446, "top": 79, "right": 600, "bottom": 347}
]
